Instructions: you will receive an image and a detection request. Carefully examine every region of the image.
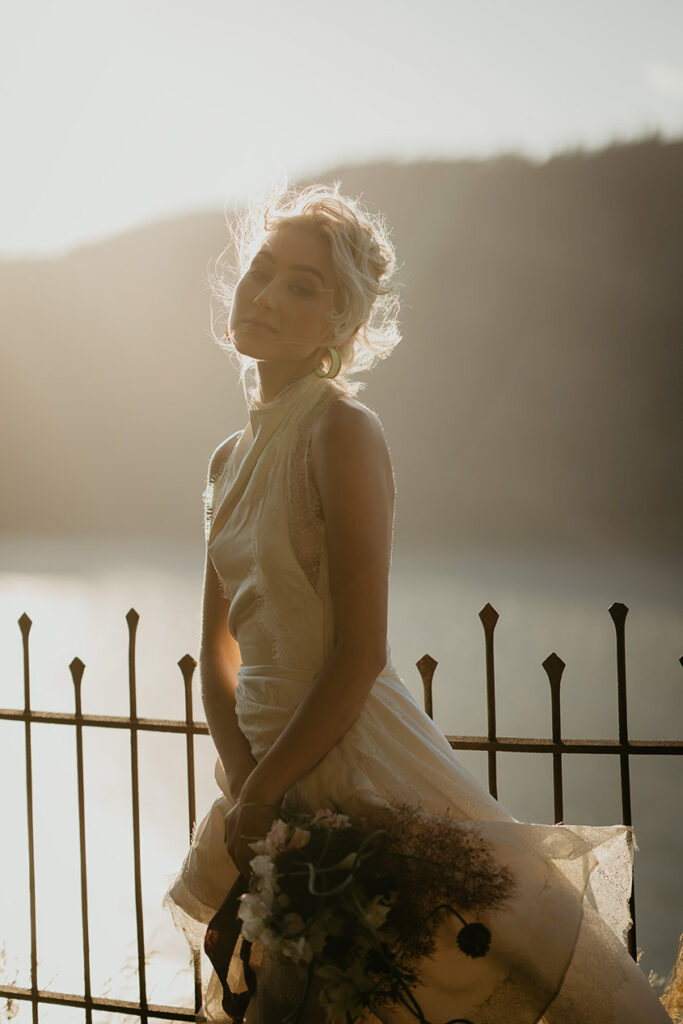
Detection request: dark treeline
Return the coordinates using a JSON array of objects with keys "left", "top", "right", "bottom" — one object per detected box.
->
[{"left": 2, "top": 135, "right": 681, "bottom": 559}]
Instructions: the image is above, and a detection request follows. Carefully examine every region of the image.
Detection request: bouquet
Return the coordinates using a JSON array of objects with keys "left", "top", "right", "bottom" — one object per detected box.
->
[{"left": 205, "top": 801, "right": 516, "bottom": 1024}]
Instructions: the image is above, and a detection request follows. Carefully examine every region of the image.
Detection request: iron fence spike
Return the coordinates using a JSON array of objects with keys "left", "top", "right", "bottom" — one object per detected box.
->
[
  {"left": 6, "top": 594, "right": 681, "bottom": 1020},
  {"left": 69, "top": 657, "right": 86, "bottom": 685},
  {"left": 608, "top": 602, "right": 629, "bottom": 625},
  {"left": 178, "top": 653, "right": 197, "bottom": 678},
  {"left": 478, "top": 603, "right": 499, "bottom": 630},
  {"left": 416, "top": 653, "right": 438, "bottom": 675},
  {"left": 416, "top": 654, "right": 437, "bottom": 720}
]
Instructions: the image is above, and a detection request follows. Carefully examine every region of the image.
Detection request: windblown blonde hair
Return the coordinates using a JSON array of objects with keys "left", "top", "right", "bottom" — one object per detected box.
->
[{"left": 207, "top": 179, "right": 403, "bottom": 401}]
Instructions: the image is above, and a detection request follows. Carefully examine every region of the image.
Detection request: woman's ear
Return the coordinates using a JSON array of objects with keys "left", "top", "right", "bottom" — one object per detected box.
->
[{"left": 312, "top": 344, "right": 330, "bottom": 369}]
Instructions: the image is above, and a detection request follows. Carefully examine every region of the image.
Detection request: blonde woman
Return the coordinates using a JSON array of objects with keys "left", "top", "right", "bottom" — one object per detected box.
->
[{"left": 164, "top": 182, "right": 670, "bottom": 1023}]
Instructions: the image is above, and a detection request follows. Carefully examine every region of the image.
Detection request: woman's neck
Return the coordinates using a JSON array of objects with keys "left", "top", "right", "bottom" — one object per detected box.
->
[{"left": 255, "top": 362, "right": 315, "bottom": 404}]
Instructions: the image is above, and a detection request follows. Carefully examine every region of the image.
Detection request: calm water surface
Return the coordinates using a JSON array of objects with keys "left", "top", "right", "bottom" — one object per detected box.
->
[{"left": 0, "top": 536, "right": 680, "bottom": 1018}]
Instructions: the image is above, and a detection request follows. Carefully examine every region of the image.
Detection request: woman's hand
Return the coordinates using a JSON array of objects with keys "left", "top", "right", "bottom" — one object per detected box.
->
[
  {"left": 225, "top": 766, "right": 254, "bottom": 804},
  {"left": 224, "top": 797, "right": 282, "bottom": 877}
]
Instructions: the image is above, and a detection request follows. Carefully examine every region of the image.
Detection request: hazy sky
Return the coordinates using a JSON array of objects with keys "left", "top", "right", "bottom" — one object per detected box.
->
[{"left": 1, "top": 0, "right": 682, "bottom": 257}]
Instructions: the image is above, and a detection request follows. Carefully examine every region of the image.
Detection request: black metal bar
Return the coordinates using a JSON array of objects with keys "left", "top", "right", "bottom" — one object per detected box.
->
[
  {"left": 610, "top": 603, "right": 633, "bottom": 823},
  {"left": 126, "top": 608, "right": 148, "bottom": 1022},
  {"left": 6, "top": 605, "right": 682, "bottom": 1024},
  {"left": 0, "top": 707, "right": 211, "bottom": 733},
  {"left": 178, "top": 653, "right": 203, "bottom": 1014},
  {"left": 609, "top": 602, "right": 637, "bottom": 961},
  {"left": 18, "top": 613, "right": 38, "bottom": 1024},
  {"left": 71, "top": 656, "right": 92, "bottom": 1024},
  {"left": 479, "top": 603, "right": 499, "bottom": 799},
  {"left": 543, "top": 653, "right": 566, "bottom": 823},
  {"left": 441, "top": 737, "right": 683, "bottom": 754},
  {"left": 0, "top": 984, "right": 197, "bottom": 1021},
  {"left": 416, "top": 654, "right": 437, "bottom": 720},
  {"left": 3, "top": 703, "right": 680, "bottom": 756}
]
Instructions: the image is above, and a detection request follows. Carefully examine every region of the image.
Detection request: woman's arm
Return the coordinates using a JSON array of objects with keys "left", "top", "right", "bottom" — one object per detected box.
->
[
  {"left": 240, "top": 399, "right": 396, "bottom": 808},
  {"left": 200, "top": 439, "right": 258, "bottom": 800}
]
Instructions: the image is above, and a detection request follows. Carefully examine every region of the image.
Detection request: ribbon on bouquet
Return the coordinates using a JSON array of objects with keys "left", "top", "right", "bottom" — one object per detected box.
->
[
  {"left": 204, "top": 872, "right": 257, "bottom": 1022},
  {"left": 203, "top": 801, "right": 513, "bottom": 1024}
]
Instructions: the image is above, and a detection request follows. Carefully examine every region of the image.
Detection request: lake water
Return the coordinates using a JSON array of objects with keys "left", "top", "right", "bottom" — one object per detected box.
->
[{"left": 0, "top": 536, "right": 681, "bottom": 1020}]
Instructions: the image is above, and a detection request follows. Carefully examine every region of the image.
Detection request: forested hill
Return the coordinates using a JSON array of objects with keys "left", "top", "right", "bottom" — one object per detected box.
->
[{"left": 2, "top": 135, "right": 681, "bottom": 559}]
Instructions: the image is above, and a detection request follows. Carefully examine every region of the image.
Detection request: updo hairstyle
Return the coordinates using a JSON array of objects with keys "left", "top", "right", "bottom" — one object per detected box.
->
[{"left": 208, "top": 179, "right": 402, "bottom": 400}]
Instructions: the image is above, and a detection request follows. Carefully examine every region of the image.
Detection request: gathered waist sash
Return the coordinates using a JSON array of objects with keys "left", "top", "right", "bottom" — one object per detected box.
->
[
  {"left": 237, "top": 655, "right": 398, "bottom": 703},
  {"left": 235, "top": 664, "right": 320, "bottom": 762},
  {"left": 237, "top": 663, "right": 317, "bottom": 707},
  {"left": 234, "top": 658, "right": 399, "bottom": 761}
]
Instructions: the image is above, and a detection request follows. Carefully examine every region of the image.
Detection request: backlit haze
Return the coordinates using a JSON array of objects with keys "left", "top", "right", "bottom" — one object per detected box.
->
[
  {"left": 1, "top": 0, "right": 682, "bottom": 1009},
  {"left": 1, "top": 0, "right": 682, "bottom": 256}
]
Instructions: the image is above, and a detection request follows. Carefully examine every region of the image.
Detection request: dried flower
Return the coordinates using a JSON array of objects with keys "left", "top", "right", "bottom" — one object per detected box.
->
[
  {"left": 456, "top": 921, "right": 492, "bottom": 958},
  {"left": 229, "top": 802, "right": 515, "bottom": 1023}
]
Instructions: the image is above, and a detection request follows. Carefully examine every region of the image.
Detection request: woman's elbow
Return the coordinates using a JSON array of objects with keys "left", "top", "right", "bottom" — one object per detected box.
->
[{"left": 335, "top": 637, "right": 388, "bottom": 679}]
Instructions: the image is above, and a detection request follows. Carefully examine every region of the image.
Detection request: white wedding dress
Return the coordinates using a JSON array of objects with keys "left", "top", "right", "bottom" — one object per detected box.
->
[{"left": 163, "top": 371, "right": 670, "bottom": 1023}]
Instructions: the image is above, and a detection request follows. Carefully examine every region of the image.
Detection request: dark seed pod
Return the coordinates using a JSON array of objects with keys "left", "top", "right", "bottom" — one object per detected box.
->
[{"left": 456, "top": 921, "right": 491, "bottom": 958}]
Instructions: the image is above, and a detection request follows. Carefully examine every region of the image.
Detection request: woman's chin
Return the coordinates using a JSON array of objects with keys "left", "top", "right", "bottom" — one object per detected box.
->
[
  {"left": 232, "top": 336, "right": 315, "bottom": 367},
  {"left": 231, "top": 336, "right": 279, "bottom": 359}
]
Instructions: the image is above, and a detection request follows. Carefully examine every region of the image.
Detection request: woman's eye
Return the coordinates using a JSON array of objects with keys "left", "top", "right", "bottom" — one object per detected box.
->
[{"left": 246, "top": 267, "right": 312, "bottom": 297}]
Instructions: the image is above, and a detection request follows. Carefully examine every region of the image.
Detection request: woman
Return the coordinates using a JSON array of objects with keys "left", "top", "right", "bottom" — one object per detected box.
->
[{"left": 163, "top": 182, "right": 670, "bottom": 1023}]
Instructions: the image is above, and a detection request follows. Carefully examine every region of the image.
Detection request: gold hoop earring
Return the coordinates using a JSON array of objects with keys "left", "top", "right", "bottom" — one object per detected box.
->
[{"left": 315, "top": 346, "right": 341, "bottom": 379}]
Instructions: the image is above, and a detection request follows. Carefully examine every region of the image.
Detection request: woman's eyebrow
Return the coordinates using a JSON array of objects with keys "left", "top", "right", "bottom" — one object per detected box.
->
[{"left": 256, "top": 248, "right": 326, "bottom": 285}]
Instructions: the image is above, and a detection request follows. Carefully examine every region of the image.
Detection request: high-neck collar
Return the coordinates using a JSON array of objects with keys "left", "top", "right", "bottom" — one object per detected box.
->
[
  {"left": 248, "top": 371, "right": 324, "bottom": 424},
  {"left": 210, "top": 372, "right": 335, "bottom": 548}
]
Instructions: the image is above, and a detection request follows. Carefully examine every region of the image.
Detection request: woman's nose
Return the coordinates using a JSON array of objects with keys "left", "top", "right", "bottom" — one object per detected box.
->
[{"left": 254, "top": 280, "right": 277, "bottom": 309}]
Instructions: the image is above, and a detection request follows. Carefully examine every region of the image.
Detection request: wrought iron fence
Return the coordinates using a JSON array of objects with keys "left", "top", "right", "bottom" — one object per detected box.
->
[{"left": 0, "top": 601, "right": 681, "bottom": 1022}]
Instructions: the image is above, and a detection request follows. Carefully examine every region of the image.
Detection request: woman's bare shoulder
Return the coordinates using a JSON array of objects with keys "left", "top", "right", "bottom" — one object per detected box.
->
[
  {"left": 311, "top": 395, "right": 394, "bottom": 492},
  {"left": 312, "top": 394, "right": 385, "bottom": 442},
  {"left": 208, "top": 428, "right": 243, "bottom": 480}
]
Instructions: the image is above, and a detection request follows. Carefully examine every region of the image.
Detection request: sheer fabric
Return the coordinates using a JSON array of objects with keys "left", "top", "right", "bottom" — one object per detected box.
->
[{"left": 164, "top": 371, "right": 670, "bottom": 1023}]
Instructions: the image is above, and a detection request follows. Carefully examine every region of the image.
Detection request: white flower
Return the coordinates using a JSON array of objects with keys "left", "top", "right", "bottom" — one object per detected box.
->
[
  {"left": 251, "top": 878, "right": 276, "bottom": 911},
  {"left": 237, "top": 901, "right": 269, "bottom": 943},
  {"left": 311, "top": 808, "right": 352, "bottom": 830},
  {"left": 265, "top": 818, "right": 291, "bottom": 851},
  {"left": 257, "top": 926, "right": 280, "bottom": 950},
  {"left": 249, "top": 853, "right": 278, "bottom": 885},
  {"left": 248, "top": 836, "right": 274, "bottom": 856},
  {"left": 237, "top": 889, "right": 273, "bottom": 928},
  {"left": 237, "top": 889, "right": 280, "bottom": 945},
  {"left": 240, "top": 918, "right": 280, "bottom": 949},
  {"left": 286, "top": 826, "right": 311, "bottom": 851},
  {"left": 281, "top": 934, "right": 313, "bottom": 964},
  {"left": 239, "top": 915, "right": 266, "bottom": 943}
]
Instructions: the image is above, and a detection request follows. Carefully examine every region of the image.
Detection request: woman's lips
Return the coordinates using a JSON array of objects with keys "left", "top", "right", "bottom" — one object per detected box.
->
[{"left": 243, "top": 319, "right": 277, "bottom": 333}]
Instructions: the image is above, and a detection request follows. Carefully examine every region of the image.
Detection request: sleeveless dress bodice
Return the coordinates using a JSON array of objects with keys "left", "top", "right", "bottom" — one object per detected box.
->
[
  {"left": 205, "top": 371, "right": 339, "bottom": 672},
  {"left": 164, "top": 370, "right": 671, "bottom": 1024}
]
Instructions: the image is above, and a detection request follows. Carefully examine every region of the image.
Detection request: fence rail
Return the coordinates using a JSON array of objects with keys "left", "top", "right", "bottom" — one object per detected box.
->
[{"left": 1, "top": 601, "right": 681, "bottom": 1022}]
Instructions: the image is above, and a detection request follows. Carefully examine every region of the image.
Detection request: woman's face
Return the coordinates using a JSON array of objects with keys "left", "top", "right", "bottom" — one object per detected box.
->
[{"left": 228, "top": 221, "right": 341, "bottom": 366}]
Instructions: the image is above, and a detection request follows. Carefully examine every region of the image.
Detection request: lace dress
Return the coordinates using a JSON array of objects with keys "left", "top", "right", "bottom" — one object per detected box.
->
[{"left": 163, "top": 371, "right": 670, "bottom": 1023}]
